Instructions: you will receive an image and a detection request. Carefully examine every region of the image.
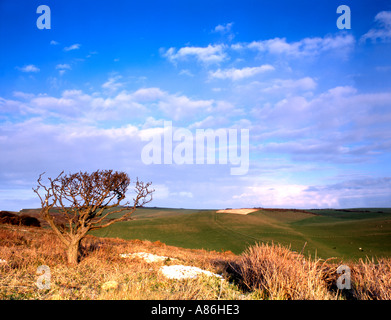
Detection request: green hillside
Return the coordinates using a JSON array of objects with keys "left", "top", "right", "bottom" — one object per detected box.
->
[{"left": 91, "top": 207, "right": 391, "bottom": 261}]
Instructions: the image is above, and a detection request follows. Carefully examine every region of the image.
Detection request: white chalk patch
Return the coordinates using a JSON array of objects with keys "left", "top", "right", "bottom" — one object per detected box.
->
[
  {"left": 120, "top": 252, "right": 172, "bottom": 263},
  {"left": 216, "top": 208, "right": 258, "bottom": 215},
  {"left": 101, "top": 280, "right": 119, "bottom": 291},
  {"left": 160, "top": 265, "right": 223, "bottom": 280}
]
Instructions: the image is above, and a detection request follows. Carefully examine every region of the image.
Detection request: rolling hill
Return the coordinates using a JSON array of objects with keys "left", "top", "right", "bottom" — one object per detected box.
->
[{"left": 88, "top": 207, "right": 391, "bottom": 261}]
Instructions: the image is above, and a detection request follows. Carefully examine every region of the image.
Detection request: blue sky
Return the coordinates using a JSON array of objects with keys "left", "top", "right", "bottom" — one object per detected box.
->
[{"left": 1, "top": 0, "right": 391, "bottom": 210}]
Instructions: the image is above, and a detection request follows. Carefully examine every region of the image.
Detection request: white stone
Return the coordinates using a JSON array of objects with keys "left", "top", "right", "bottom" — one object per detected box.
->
[
  {"left": 120, "top": 252, "right": 171, "bottom": 263},
  {"left": 160, "top": 265, "right": 223, "bottom": 280},
  {"left": 101, "top": 280, "right": 119, "bottom": 291}
]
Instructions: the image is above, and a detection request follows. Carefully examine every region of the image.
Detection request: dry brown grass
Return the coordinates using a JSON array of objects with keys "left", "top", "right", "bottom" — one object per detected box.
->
[
  {"left": 226, "top": 242, "right": 391, "bottom": 300},
  {"left": 0, "top": 224, "right": 242, "bottom": 300},
  {"left": 1, "top": 224, "right": 391, "bottom": 300},
  {"left": 231, "top": 242, "right": 338, "bottom": 300},
  {"left": 351, "top": 258, "right": 391, "bottom": 300}
]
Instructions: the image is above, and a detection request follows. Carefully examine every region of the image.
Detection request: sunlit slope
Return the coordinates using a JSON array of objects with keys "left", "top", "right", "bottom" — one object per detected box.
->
[{"left": 91, "top": 207, "right": 391, "bottom": 261}]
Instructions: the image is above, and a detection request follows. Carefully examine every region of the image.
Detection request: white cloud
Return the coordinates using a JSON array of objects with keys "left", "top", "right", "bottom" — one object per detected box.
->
[
  {"left": 157, "top": 94, "right": 214, "bottom": 121},
  {"left": 56, "top": 64, "right": 71, "bottom": 70},
  {"left": 172, "top": 191, "right": 194, "bottom": 198},
  {"left": 163, "top": 44, "right": 227, "bottom": 64},
  {"left": 50, "top": 40, "right": 59, "bottom": 45},
  {"left": 113, "top": 86, "right": 214, "bottom": 121},
  {"left": 86, "top": 51, "right": 98, "bottom": 58},
  {"left": 2, "top": 82, "right": 391, "bottom": 210},
  {"left": 64, "top": 43, "right": 81, "bottom": 51},
  {"left": 131, "top": 87, "right": 166, "bottom": 102},
  {"left": 101, "top": 75, "right": 124, "bottom": 94},
  {"left": 250, "top": 85, "right": 391, "bottom": 163},
  {"left": 89, "top": 93, "right": 146, "bottom": 121},
  {"left": 231, "top": 176, "right": 391, "bottom": 209},
  {"left": 151, "top": 185, "right": 193, "bottom": 200},
  {"left": 12, "top": 91, "right": 35, "bottom": 100},
  {"left": 245, "top": 34, "right": 355, "bottom": 57},
  {"left": 17, "top": 65, "right": 40, "bottom": 73},
  {"left": 4, "top": 79, "right": 391, "bottom": 181},
  {"left": 232, "top": 184, "right": 339, "bottom": 208},
  {"left": 0, "top": 97, "right": 25, "bottom": 113},
  {"left": 56, "top": 64, "right": 71, "bottom": 75},
  {"left": 209, "top": 64, "right": 274, "bottom": 81},
  {"left": 2, "top": 89, "right": 145, "bottom": 121},
  {"left": 361, "top": 11, "right": 391, "bottom": 43},
  {"left": 213, "top": 22, "right": 235, "bottom": 41},
  {"left": 0, "top": 118, "right": 146, "bottom": 190},
  {"left": 28, "top": 91, "right": 88, "bottom": 118},
  {"left": 152, "top": 184, "right": 171, "bottom": 200},
  {"left": 213, "top": 22, "right": 234, "bottom": 34},
  {"left": 2, "top": 86, "right": 218, "bottom": 123},
  {"left": 179, "top": 69, "right": 194, "bottom": 77},
  {"left": 141, "top": 117, "right": 165, "bottom": 129},
  {"left": 189, "top": 115, "right": 235, "bottom": 130},
  {"left": 263, "top": 77, "right": 317, "bottom": 93}
]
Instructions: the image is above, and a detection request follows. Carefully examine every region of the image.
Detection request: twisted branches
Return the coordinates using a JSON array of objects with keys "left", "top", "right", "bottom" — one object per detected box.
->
[{"left": 33, "top": 170, "right": 154, "bottom": 263}]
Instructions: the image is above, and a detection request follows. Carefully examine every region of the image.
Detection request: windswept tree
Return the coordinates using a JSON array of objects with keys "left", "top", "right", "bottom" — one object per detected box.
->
[{"left": 33, "top": 170, "right": 154, "bottom": 264}]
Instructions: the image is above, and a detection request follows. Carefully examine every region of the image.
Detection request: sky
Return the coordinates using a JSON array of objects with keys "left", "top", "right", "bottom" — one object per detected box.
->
[{"left": 1, "top": 0, "right": 391, "bottom": 210}]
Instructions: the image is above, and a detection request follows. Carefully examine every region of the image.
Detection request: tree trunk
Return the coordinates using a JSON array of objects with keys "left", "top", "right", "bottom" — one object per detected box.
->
[{"left": 66, "top": 238, "right": 82, "bottom": 265}]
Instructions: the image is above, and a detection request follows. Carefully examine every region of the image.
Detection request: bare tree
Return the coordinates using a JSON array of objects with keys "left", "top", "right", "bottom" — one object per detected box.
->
[{"left": 33, "top": 170, "right": 154, "bottom": 264}]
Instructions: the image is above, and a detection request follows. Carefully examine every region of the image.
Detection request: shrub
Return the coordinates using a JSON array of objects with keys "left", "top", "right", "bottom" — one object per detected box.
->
[
  {"left": 0, "top": 211, "right": 40, "bottom": 227},
  {"left": 351, "top": 258, "right": 391, "bottom": 300},
  {"left": 234, "top": 242, "right": 336, "bottom": 300}
]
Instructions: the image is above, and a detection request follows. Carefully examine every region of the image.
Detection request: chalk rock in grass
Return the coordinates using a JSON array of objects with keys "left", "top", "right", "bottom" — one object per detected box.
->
[
  {"left": 120, "top": 252, "right": 172, "bottom": 263},
  {"left": 160, "top": 265, "right": 223, "bottom": 280},
  {"left": 0, "top": 259, "right": 7, "bottom": 264},
  {"left": 101, "top": 280, "right": 119, "bottom": 291}
]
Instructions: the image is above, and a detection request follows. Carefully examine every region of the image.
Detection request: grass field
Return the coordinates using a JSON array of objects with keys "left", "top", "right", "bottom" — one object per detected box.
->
[
  {"left": 90, "top": 207, "right": 391, "bottom": 261},
  {"left": 2, "top": 207, "right": 391, "bottom": 300}
]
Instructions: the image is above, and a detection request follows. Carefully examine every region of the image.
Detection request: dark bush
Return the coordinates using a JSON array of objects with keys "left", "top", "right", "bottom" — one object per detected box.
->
[
  {"left": 0, "top": 211, "right": 41, "bottom": 227},
  {"left": 19, "top": 215, "right": 41, "bottom": 227}
]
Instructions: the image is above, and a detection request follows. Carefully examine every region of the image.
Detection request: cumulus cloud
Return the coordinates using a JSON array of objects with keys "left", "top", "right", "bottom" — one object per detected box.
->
[
  {"left": 231, "top": 176, "right": 391, "bottom": 209},
  {"left": 157, "top": 94, "right": 214, "bottom": 121},
  {"left": 305, "top": 177, "right": 391, "bottom": 208},
  {"left": 56, "top": 64, "right": 71, "bottom": 70},
  {"left": 252, "top": 85, "right": 391, "bottom": 163},
  {"left": 121, "top": 87, "right": 214, "bottom": 120},
  {"left": 0, "top": 97, "right": 26, "bottom": 114},
  {"left": 242, "top": 34, "right": 355, "bottom": 57},
  {"left": 56, "top": 64, "right": 71, "bottom": 75},
  {"left": 262, "top": 77, "right": 317, "bottom": 94},
  {"left": 1, "top": 88, "right": 148, "bottom": 122},
  {"left": 162, "top": 44, "right": 227, "bottom": 64},
  {"left": 213, "top": 22, "right": 235, "bottom": 41},
  {"left": 0, "top": 84, "right": 219, "bottom": 123},
  {"left": 209, "top": 64, "right": 274, "bottom": 81},
  {"left": 12, "top": 91, "right": 35, "bottom": 100},
  {"left": 64, "top": 43, "right": 81, "bottom": 51},
  {"left": 162, "top": 34, "right": 354, "bottom": 68},
  {"left": 232, "top": 184, "right": 339, "bottom": 208},
  {"left": 213, "top": 22, "right": 234, "bottom": 34},
  {"left": 361, "top": 11, "right": 391, "bottom": 43},
  {"left": 178, "top": 69, "right": 194, "bottom": 77},
  {"left": 17, "top": 65, "right": 40, "bottom": 73},
  {"left": 0, "top": 117, "right": 145, "bottom": 194},
  {"left": 101, "top": 75, "right": 124, "bottom": 94},
  {"left": 131, "top": 87, "right": 166, "bottom": 102},
  {"left": 2, "top": 82, "right": 391, "bottom": 209}
]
